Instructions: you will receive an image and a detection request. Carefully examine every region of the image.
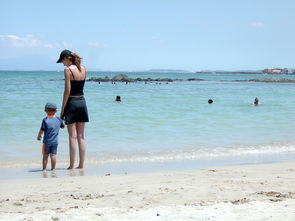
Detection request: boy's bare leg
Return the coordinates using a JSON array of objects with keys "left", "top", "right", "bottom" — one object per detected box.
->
[
  {"left": 42, "top": 154, "right": 49, "bottom": 171},
  {"left": 50, "top": 154, "right": 56, "bottom": 170},
  {"left": 67, "top": 123, "right": 77, "bottom": 169}
]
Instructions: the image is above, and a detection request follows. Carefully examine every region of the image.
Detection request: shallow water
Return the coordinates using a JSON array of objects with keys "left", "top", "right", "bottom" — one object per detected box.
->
[{"left": 1, "top": 71, "right": 295, "bottom": 169}]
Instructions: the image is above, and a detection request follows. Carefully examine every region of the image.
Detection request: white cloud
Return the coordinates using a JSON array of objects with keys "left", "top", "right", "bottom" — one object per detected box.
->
[
  {"left": 59, "top": 41, "right": 73, "bottom": 48},
  {"left": 88, "top": 42, "right": 107, "bottom": 47},
  {"left": 248, "top": 22, "right": 265, "bottom": 28},
  {"left": 0, "top": 34, "right": 55, "bottom": 48}
]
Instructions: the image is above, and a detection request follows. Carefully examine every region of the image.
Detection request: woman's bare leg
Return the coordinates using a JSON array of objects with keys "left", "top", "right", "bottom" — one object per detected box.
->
[
  {"left": 76, "top": 122, "right": 86, "bottom": 169},
  {"left": 67, "top": 123, "right": 77, "bottom": 169}
]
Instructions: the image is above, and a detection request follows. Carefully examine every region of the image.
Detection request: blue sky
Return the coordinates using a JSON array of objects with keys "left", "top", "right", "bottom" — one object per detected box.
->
[{"left": 0, "top": 0, "right": 294, "bottom": 71}]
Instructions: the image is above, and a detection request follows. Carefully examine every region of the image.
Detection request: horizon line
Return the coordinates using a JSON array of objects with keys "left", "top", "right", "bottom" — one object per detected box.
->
[{"left": 0, "top": 69, "right": 266, "bottom": 72}]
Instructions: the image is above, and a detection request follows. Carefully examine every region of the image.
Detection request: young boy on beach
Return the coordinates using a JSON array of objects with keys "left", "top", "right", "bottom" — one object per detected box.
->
[{"left": 37, "top": 102, "right": 64, "bottom": 172}]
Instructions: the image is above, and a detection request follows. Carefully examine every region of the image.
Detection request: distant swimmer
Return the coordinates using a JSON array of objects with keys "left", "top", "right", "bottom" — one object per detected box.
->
[
  {"left": 208, "top": 99, "right": 213, "bottom": 104},
  {"left": 252, "top": 97, "right": 261, "bottom": 105},
  {"left": 115, "top": 96, "right": 121, "bottom": 102}
]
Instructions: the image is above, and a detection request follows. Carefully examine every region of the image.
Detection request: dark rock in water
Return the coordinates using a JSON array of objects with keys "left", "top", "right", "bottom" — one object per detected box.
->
[
  {"left": 235, "top": 78, "right": 295, "bottom": 83},
  {"left": 88, "top": 77, "right": 110, "bottom": 82},
  {"left": 87, "top": 74, "right": 204, "bottom": 83},
  {"left": 111, "top": 74, "right": 129, "bottom": 81},
  {"left": 159, "top": 78, "right": 174, "bottom": 81},
  {"left": 253, "top": 78, "right": 295, "bottom": 83},
  {"left": 187, "top": 78, "right": 204, "bottom": 81}
]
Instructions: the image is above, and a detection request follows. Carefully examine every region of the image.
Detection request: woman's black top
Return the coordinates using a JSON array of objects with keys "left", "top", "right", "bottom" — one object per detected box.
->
[{"left": 68, "top": 68, "right": 85, "bottom": 96}]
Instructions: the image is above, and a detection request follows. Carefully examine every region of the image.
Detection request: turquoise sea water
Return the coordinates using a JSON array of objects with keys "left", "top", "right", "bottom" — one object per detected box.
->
[{"left": 1, "top": 71, "right": 295, "bottom": 169}]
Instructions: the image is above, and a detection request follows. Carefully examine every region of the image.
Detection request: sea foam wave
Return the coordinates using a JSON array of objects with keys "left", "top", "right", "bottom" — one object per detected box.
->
[
  {"left": 86, "top": 142, "right": 295, "bottom": 164},
  {"left": 1, "top": 142, "right": 295, "bottom": 168}
]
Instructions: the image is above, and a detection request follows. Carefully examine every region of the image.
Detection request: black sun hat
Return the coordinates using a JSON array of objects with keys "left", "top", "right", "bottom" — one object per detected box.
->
[{"left": 56, "top": 49, "right": 73, "bottom": 63}]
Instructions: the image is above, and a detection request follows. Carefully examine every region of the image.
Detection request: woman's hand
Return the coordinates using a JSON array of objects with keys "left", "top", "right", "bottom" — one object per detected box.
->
[{"left": 60, "top": 110, "right": 64, "bottom": 120}]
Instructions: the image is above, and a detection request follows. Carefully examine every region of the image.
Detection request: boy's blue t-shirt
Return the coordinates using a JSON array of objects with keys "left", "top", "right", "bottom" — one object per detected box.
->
[{"left": 41, "top": 117, "right": 64, "bottom": 145}]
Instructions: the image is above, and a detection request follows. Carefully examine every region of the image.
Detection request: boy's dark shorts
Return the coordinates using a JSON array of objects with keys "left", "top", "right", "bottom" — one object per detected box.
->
[{"left": 44, "top": 143, "right": 58, "bottom": 155}]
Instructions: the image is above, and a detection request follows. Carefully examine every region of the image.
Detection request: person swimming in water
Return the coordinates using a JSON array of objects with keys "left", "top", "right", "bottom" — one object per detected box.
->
[
  {"left": 252, "top": 97, "right": 261, "bottom": 105},
  {"left": 115, "top": 96, "right": 121, "bottom": 102}
]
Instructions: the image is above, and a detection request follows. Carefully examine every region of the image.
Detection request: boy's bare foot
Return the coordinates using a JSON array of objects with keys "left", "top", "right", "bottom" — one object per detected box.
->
[{"left": 51, "top": 170, "right": 56, "bottom": 178}]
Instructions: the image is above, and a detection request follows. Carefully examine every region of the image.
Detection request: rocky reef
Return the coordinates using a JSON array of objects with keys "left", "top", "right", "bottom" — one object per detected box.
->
[
  {"left": 235, "top": 78, "right": 295, "bottom": 83},
  {"left": 87, "top": 74, "right": 203, "bottom": 83}
]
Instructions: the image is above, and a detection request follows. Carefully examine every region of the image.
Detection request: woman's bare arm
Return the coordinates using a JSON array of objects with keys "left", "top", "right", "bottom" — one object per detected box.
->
[{"left": 60, "top": 68, "right": 71, "bottom": 119}]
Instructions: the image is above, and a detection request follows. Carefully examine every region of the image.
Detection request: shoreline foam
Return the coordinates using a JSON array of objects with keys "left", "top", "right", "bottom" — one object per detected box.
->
[{"left": 2, "top": 141, "right": 295, "bottom": 169}]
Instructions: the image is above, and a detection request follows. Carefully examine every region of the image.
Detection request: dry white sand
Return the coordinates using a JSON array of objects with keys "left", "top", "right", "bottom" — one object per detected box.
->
[{"left": 0, "top": 161, "right": 295, "bottom": 221}]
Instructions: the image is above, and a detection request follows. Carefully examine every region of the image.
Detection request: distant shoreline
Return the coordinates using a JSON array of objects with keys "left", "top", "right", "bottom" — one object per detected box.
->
[
  {"left": 196, "top": 71, "right": 261, "bottom": 74},
  {"left": 195, "top": 71, "right": 295, "bottom": 75},
  {"left": 0, "top": 70, "right": 294, "bottom": 75}
]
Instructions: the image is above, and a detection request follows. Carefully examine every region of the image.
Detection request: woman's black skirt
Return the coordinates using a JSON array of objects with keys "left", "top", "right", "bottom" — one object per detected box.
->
[{"left": 64, "top": 96, "right": 89, "bottom": 125}]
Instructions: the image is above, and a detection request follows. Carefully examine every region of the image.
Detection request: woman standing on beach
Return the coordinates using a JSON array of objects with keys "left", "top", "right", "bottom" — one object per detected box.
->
[{"left": 57, "top": 49, "right": 89, "bottom": 169}]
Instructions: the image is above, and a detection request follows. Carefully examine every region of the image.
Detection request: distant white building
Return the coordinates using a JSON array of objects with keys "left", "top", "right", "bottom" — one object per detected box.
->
[{"left": 262, "top": 68, "right": 294, "bottom": 74}]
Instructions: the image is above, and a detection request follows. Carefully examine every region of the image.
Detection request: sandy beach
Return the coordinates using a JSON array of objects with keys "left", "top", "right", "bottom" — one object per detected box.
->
[{"left": 0, "top": 161, "right": 295, "bottom": 221}]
